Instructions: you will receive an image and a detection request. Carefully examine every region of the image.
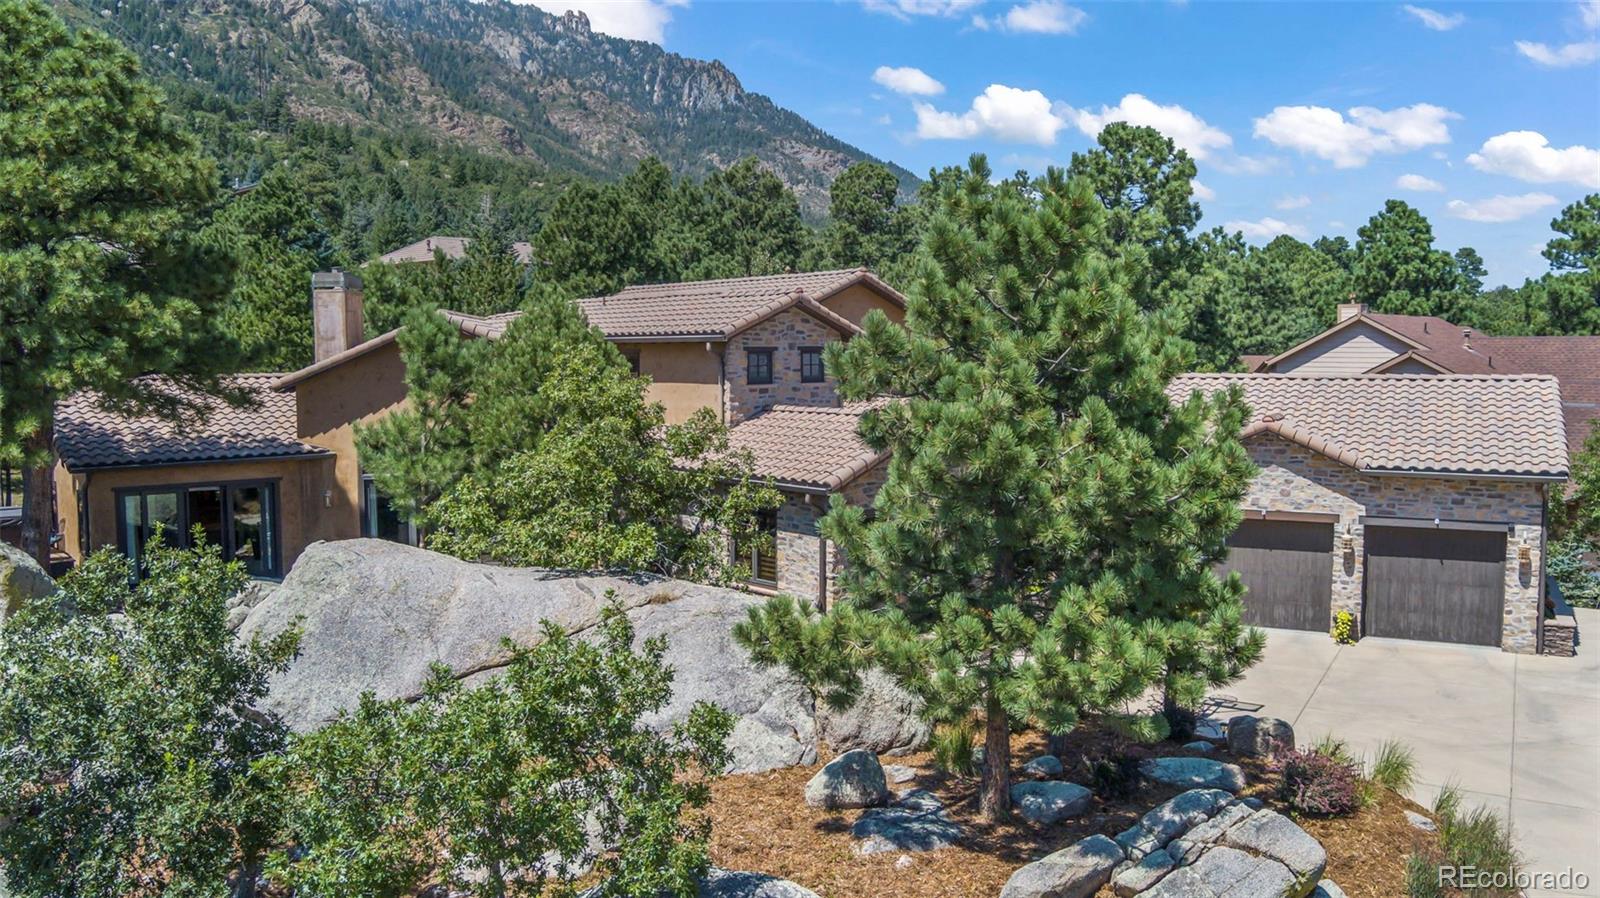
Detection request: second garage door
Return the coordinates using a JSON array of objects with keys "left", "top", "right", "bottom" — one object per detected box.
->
[
  {"left": 1364, "top": 525, "right": 1506, "bottom": 647},
  {"left": 1218, "top": 519, "right": 1334, "bottom": 631}
]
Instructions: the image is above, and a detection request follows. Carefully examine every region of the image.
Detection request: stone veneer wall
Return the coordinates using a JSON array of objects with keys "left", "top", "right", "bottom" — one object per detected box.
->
[
  {"left": 764, "top": 460, "right": 891, "bottom": 608},
  {"left": 724, "top": 308, "right": 844, "bottom": 425},
  {"left": 1245, "top": 434, "right": 1546, "bottom": 654}
]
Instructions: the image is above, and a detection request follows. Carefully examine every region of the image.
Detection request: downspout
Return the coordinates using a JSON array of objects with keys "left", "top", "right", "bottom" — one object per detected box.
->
[{"left": 1537, "top": 483, "right": 1547, "bottom": 655}]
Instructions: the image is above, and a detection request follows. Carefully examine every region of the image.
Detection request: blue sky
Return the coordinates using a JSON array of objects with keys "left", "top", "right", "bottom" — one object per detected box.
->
[{"left": 529, "top": 1, "right": 1600, "bottom": 287}]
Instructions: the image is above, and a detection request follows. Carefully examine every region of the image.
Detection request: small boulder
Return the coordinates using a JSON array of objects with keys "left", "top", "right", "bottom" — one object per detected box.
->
[
  {"left": 883, "top": 764, "right": 917, "bottom": 784},
  {"left": 1312, "top": 881, "right": 1349, "bottom": 898},
  {"left": 1219, "top": 809, "right": 1328, "bottom": 894},
  {"left": 804, "top": 749, "right": 888, "bottom": 809},
  {"left": 1182, "top": 740, "right": 1213, "bottom": 753},
  {"left": 1022, "top": 754, "right": 1065, "bottom": 778},
  {"left": 999, "top": 834, "right": 1124, "bottom": 898},
  {"left": 1010, "top": 781, "right": 1093, "bottom": 825},
  {"left": 0, "top": 541, "right": 54, "bottom": 620},
  {"left": 1404, "top": 810, "right": 1437, "bottom": 833},
  {"left": 852, "top": 790, "right": 962, "bottom": 855},
  {"left": 583, "top": 868, "right": 821, "bottom": 898},
  {"left": 1112, "top": 848, "right": 1176, "bottom": 896},
  {"left": 1227, "top": 715, "right": 1295, "bottom": 758},
  {"left": 1194, "top": 717, "right": 1226, "bottom": 740},
  {"left": 1140, "top": 757, "right": 1246, "bottom": 793}
]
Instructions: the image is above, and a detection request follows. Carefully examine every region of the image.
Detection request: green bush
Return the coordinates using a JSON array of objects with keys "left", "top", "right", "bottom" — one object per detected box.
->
[
  {"left": 1549, "top": 536, "right": 1600, "bottom": 609},
  {"left": 931, "top": 720, "right": 979, "bottom": 776}
]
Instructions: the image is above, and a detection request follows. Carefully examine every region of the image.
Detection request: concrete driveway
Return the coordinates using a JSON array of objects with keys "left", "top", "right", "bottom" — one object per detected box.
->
[{"left": 1205, "top": 608, "right": 1600, "bottom": 898}]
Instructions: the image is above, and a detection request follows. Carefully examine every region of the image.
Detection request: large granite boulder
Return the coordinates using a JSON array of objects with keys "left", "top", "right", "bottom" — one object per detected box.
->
[
  {"left": 1227, "top": 715, "right": 1295, "bottom": 758},
  {"left": 1219, "top": 809, "right": 1328, "bottom": 894},
  {"left": 0, "top": 541, "right": 53, "bottom": 620},
  {"left": 816, "top": 668, "right": 930, "bottom": 756},
  {"left": 1139, "top": 757, "right": 1246, "bottom": 793},
  {"left": 804, "top": 749, "right": 888, "bottom": 809},
  {"left": 999, "top": 834, "right": 1124, "bottom": 898},
  {"left": 1143, "top": 845, "right": 1297, "bottom": 898},
  {"left": 237, "top": 540, "right": 926, "bottom": 773}
]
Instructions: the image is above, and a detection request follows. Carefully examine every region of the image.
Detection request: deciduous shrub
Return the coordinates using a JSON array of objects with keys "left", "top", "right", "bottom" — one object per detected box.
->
[{"left": 1274, "top": 747, "right": 1362, "bottom": 816}]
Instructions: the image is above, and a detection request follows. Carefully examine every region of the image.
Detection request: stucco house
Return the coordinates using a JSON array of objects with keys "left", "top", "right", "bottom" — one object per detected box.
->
[
  {"left": 1171, "top": 373, "right": 1569, "bottom": 655},
  {"left": 50, "top": 266, "right": 906, "bottom": 606}
]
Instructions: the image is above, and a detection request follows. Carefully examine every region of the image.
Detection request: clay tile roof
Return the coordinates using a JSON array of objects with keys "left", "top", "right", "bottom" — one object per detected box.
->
[
  {"left": 376, "top": 236, "right": 532, "bottom": 265},
  {"left": 1168, "top": 373, "right": 1569, "bottom": 479},
  {"left": 56, "top": 375, "right": 329, "bottom": 471},
  {"left": 725, "top": 402, "right": 890, "bottom": 490},
  {"left": 574, "top": 269, "right": 884, "bottom": 340}
]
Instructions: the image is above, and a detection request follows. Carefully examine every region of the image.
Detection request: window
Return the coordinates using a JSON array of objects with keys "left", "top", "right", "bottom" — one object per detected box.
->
[
  {"left": 736, "top": 508, "right": 779, "bottom": 585},
  {"left": 800, "top": 347, "right": 825, "bottom": 383},
  {"left": 0, "top": 465, "right": 18, "bottom": 508},
  {"left": 622, "top": 348, "right": 641, "bottom": 375},
  {"left": 362, "top": 475, "right": 418, "bottom": 546},
  {"left": 115, "top": 481, "right": 280, "bottom": 578},
  {"left": 747, "top": 349, "right": 774, "bottom": 385}
]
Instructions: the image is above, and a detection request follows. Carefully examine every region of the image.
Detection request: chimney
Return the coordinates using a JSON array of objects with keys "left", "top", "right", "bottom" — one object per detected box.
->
[
  {"left": 310, "top": 269, "right": 364, "bottom": 363},
  {"left": 1336, "top": 301, "right": 1368, "bottom": 322}
]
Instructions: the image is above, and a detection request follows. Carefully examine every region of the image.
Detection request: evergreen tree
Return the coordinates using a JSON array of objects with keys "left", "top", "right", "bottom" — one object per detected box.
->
[
  {"left": 1184, "top": 232, "right": 1342, "bottom": 369},
  {"left": 735, "top": 157, "right": 1261, "bottom": 820},
  {"left": 0, "top": 0, "right": 242, "bottom": 563},
  {"left": 817, "top": 161, "right": 919, "bottom": 282},
  {"left": 701, "top": 157, "right": 809, "bottom": 277},
  {"left": 1351, "top": 199, "right": 1460, "bottom": 317},
  {"left": 1541, "top": 194, "right": 1599, "bottom": 335}
]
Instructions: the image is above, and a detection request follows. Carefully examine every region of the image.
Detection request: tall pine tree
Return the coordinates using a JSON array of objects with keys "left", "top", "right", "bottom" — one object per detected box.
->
[{"left": 736, "top": 157, "right": 1261, "bottom": 820}]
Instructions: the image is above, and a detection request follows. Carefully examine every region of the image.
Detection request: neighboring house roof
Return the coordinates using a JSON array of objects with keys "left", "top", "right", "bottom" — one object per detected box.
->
[
  {"left": 1250, "top": 310, "right": 1600, "bottom": 460},
  {"left": 574, "top": 269, "right": 899, "bottom": 341},
  {"left": 376, "top": 236, "right": 533, "bottom": 265},
  {"left": 56, "top": 375, "right": 329, "bottom": 471},
  {"left": 1168, "top": 373, "right": 1569, "bottom": 479},
  {"left": 725, "top": 402, "right": 889, "bottom": 491}
]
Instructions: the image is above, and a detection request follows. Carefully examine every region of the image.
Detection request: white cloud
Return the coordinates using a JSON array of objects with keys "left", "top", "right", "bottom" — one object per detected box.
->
[
  {"left": 861, "top": 0, "right": 982, "bottom": 20},
  {"left": 523, "top": 0, "right": 679, "bottom": 43},
  {"left": 1403, "top": 5, "right": 1465, "bottom": 30},
  {"left": 1274, "top": 194, "right": 1312, "bottom": 210},
  {"left": 875, "top": 113, "right": 893, "bottom": 125},
  {"left": 1584, "top": 0, "right": 1600, "bottom": 29},
  {"left": 913, "top": 84, "right": 1066, "bottom": 144},
  {"left": 1514, "top": 39, "right": 1600, "bottom": 67},
  {"left": 1445, "top": 193, "right": 1559, "bottom": 223},
  {"left": 1225, "top": 217, "right": 1308, "bottom": 240},
  {"left": 1192, "top": 180, "right": 1216, "bottom": 201},
  {"left": 872, "top": 66, "right": 945, "bottom": 96},
  {"left": 1466, "top": 131, "right": 1600, "bottom": 188},
  {"left": 1395, "top": 173, "right": 1446, "bottom": 192},
  {"left": 1064, "top": 93, "right": 1233, "bottom": 160},
  {"left": 1252, "top": 103, "right": 1459, "bottom": 167},
  {"left": 972, "top": 0, "right": 1088, "bottom": 34}
]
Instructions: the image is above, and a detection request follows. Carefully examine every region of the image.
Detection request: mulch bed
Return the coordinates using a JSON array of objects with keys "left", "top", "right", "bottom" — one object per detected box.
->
[{"left": 706, "top": 722, "right": 1439, "bottom": 898}]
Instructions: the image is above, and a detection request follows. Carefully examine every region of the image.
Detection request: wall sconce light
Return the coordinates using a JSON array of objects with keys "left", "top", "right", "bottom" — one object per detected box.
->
[
  {"left": 323, "top": 489, "right": 333, "bottom": 509},
  {"left": 1517, "top": 535, "right": 1533, "bottom": 565},
  {"left": 1339, "top": 520, "right": 1356, "bottom": 554}
]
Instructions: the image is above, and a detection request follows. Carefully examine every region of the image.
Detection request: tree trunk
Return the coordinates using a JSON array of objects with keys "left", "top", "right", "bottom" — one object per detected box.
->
[
  {"left": 19, "top": 420, "right": 54, "bottom": 568},
  {"left": 1046, "top": 731, "right": 1071, "bottom": 758},
  {"left": 230, "top": 860, "right": 261, "bottom": 898},
  {"left": 979, "top": 693, "right": 1011, "bottom": 822}
]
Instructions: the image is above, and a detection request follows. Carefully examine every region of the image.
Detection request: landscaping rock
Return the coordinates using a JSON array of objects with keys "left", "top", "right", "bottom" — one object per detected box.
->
[
  {"left": 1227, "top": 715, "right": 1295, "bottom": 758},
  {"left": 1115, "top": 789, "right": 1234, "bottom": 859},
  {"left": 817, "top": 668, "right": 930, "bottom": 756},
  {"left": 1023, "top": 754, "right": 1065, "bottom": 778},
  {"left": 1181, "top": 741, "right": 1213, "bottom": 753},
  {"left": 1194, "top": 717, "right": 1226, "bottom": 740},
  {"left": 0, "top": 541, "right": 53, "bottom": 620},
  {"left": 1312, "top": 880, "right": 1349, "bottom": 898},
  {"left": 884, "top": 764, "right": 916, "bottom": 784},
  {"left": 237, "top": 540, "right": 923, "bottom": 774},
  {"left": 1219, "top": 809, "right": 1328, "bottom": 894},
  {"left": 852, "top": 790, "right": 962, "bottom": 855},
  {"left": 1139, "top": 757, "right": 1245, "bottom": 792},
  {"left": 1404, "top": 810, "right": 1437, "bottom": 833},
  {"left": 582, "top": 867, "right": 820, "bottom": 898},
  {"left": 1111, "top": 848, "right": 1176, "bottom": 896},
  {"left": 999, "top": 834, "right": 1124, "bottom": 898},
  {"left": 1166, "top": 801, "right": 1256, "bottom": 865},
  {"left": 1142, "top": 845, "right": 1297, "bottom": 898},
  {"left": 1010, "top": 781, "right": 1093, "bottom": 825},
  {"left": 805, "top": 749, "right": 888, "bottom": 809}
]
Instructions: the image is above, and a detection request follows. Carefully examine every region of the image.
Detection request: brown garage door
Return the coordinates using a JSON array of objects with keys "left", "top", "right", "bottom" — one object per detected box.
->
[
  {"left": 1218, "top": 520, "right": 1334, "bottom": 631},
  {"left": 1364, "top": 525, "right": 1505, "bottom": 647}
]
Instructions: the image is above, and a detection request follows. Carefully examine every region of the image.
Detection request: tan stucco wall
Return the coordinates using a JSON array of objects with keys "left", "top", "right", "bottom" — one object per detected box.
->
[
  {"left": 1243, "top": 433, "right": 1546, "bottom": 653},
  {"left": 293, "top": 341, "right": 411, "bottom": 547},
  {"left": 620, "top": 342, "right": 725, "bottom": 424},
  {"left": 56, "top": 455, "right": 336, "bottom": 574},
  {"left": 821, "top": 284, "right": 906, "bottom": 328},
  {"left": 1273, "top": 321, "right": 1410, "bottom": 375}
]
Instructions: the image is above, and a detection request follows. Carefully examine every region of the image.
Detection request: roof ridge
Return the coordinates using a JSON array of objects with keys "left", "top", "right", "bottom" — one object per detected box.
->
[{"left": 1179, "top": 372, "right": 1558, "bottom": 381}]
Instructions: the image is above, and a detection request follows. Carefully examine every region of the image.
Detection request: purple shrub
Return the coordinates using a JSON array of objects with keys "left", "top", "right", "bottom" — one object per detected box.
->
[{"left": 1273, "top": 748, "right": 1362, "bottom": 816}]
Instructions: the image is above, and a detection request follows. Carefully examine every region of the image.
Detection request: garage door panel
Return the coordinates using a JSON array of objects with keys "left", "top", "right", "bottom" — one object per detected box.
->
[
  {"left": 1218, "top": 520, "right": 1333, "bottom": 632},
  {"left": 1364, "top": 526, "right": 1504, "bottom": 647}
]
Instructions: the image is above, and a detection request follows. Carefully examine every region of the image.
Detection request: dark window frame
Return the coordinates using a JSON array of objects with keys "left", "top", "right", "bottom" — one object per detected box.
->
[
  {"left": 736, "top": 508, "right": 779, "bottom": 585},
  {"left": 799, "top": 346, "right": 825, "bottom": 383},
  {"left": 360, "top": 473, "right": 419, "bottom": 547},
  {"left": 746, "top": 348, "right": 775, "bottom": 386},
  {"left": 112, "top": 477, "right": 282, "bottom": 579}
]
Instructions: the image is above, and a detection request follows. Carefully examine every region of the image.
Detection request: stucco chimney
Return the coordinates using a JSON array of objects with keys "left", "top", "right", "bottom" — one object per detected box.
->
[
  {"left": 1336, "top": 301, "right": 1368, "bottom": 322},
  {"left": 310, "top": 269, "right": 364, "bottom": 363}
]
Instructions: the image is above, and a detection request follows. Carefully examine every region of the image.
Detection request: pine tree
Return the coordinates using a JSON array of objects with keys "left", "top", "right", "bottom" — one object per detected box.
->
[
  {"left": 1352, "top": 199, "right": 1460, "bottom": 317},
  {"left": 736, "top": 157, "right": 1261, "bottom": 820}
]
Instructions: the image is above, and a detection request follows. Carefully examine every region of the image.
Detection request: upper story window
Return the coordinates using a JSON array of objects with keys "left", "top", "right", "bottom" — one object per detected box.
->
[
  {"left": 622, "top": 349, "right": 641, "bottom": 375},
  {"left": 747, "top": 349, "right": 774, "bottom": 385},
  {"left": 800, "top": 347, "right": 825, "bottom": 383}
]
